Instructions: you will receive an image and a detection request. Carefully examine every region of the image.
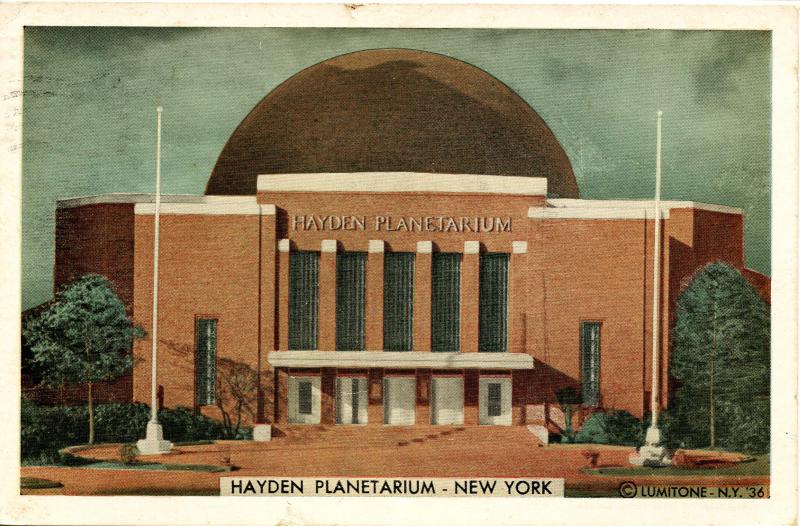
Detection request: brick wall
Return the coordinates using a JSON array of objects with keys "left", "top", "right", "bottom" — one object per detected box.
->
[
  {"left": 526, "top": 207, "right": 746, "bottom": 419},
  {"left": 132, "top": 212, "right": 275, "bottom": 421},
  {"left": 529, "top": 218, "right": 650, "bottom": 417},
  {"left": 55, "top": 204, "right": 136, "bottom": 307},
  {"left": 44, "top": 203, "right": 137, "bottom": 404}
]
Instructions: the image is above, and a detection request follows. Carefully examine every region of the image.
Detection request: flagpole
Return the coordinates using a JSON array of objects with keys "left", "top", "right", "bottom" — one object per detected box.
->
[
  {"left": 631, "top": 110, "right": 671, "bottom": 466},
  {"left": 650, "top": 109, "right": 663, "bottom": 429},
  {"left": 137, "top": 106, "right": 172, "bottom": 455},
  {"left": 151, "top": 106, "right": 162, "bottom": 424}
]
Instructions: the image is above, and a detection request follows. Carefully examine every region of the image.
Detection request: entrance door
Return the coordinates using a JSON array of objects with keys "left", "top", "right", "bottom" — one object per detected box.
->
[
  {"left": 383, "top": 377, "right": 416, "bottom": 425},
  {"left": 479, "top": 377, "right": 512, "bottom": 425},
  {"left": 335, "top": 377, "right": 368, "bottom": 424},
  {"left": 288, "top": 375, "right": 321, "bottom": 424},
  {"left": 431, "top": 376, "right": 464, "bottom": 425}
]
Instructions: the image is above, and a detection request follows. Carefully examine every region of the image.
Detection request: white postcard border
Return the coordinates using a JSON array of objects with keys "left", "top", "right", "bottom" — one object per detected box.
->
[{"left": 0, "top": 3, "right": 796, "bottom": 526}]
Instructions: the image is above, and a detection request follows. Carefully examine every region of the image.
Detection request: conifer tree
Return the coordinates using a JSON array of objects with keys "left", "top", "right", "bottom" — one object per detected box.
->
[{"left": 671, "top": 262, "right": 769, "bottom": 452}]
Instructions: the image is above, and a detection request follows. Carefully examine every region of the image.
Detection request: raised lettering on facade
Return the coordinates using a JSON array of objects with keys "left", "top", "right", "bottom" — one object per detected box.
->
[{"left": 291, "top": 215, "right": 512, "bottom": 233}]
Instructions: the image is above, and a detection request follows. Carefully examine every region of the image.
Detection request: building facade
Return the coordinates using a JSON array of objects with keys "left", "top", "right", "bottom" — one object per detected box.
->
[
  {"left": 54, "top": 171, "right": 750, "bottom": 429},
  {"left": 48, "top": 49, "right": 766, "bottom": 432}
]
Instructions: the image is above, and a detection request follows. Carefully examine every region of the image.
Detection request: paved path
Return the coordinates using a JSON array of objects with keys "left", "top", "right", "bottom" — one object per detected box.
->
[{"left": 21, "top": 426, "right": 768, "bottom": 496}]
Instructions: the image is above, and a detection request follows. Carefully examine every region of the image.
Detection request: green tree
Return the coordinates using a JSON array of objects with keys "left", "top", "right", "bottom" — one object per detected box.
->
[
  {"left": 23, "top": 275, "right": 143, "bottom": 444},
  {"left": 670, "top": 262, "right": 769, "bottom": 452}
]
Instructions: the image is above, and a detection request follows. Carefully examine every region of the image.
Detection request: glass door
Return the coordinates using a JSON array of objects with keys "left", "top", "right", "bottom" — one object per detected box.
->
[
  {"left": 335, "top": 376, "right": 368, "bottom": 424},
  {"left": 383, "top": 377, "right": 416, "bottom": 425}
]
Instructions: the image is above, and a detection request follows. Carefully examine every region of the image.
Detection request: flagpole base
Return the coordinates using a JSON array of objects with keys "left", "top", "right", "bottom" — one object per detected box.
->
[
  {"left": 629, "top": 425, "right": 672, "bottom": 467},
  {"left": 136, "top": 420, "right": 173, "bottom": 455}
]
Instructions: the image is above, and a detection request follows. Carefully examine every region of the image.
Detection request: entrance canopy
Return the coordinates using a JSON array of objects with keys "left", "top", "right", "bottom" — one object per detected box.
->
[{"left": 267, "top": 351, "right": 533, "bottom": 369}]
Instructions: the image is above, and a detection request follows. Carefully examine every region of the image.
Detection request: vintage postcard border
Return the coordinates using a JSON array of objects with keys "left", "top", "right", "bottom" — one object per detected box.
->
[{"left": 0, "top": 3, "right": 796, "bottom": 525}]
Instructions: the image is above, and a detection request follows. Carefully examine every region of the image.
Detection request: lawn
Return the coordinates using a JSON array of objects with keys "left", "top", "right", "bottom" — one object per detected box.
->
[
  {"left": 583, "top": 454, "right": 769, "bottom": 477},
  {"left": 21, "top": 477, "right": 63, "bottom": 490}
]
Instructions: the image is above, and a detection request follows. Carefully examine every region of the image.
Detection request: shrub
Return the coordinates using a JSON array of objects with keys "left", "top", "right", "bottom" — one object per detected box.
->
[
  {"left": 235, "top": 426, "right": 253, "bottom": 441},
  {"left": 58, "top": 448, "right": 96, "bottom": 466},
  {"left": 21, "top": 400, "right": 229, "bottom": 463},
  {"left": 94, "top": 403, "right": 150, "bottom": 443},
  {"left": 94, "top": 403, "right": 225, "bottom": 443},
  {"left": 556, "top": 386, "right": 582, "bottom": 443},
  {"left": 119, "top": 444, "right": 138, "bottom": 464},
  {"left": 159, "top": 407, "right": 225, "bottom": 443},
  {"left": 21, "top": 398, "right": 86, "bottom": 463},
  {"left": 574, "top": 410, "right": 644, "bottom": 446},
  {"left": 215, "top": 359, "right": 258, "bottom": 439},
  {"left": 656, "top": 395, "right": 769, "bottom": 454}
]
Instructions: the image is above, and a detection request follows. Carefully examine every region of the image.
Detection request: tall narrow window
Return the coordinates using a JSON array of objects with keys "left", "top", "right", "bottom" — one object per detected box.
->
[
  {"left": 195, "top": 318, "right": 217, "bottom": 406},
  {"left": 289, "top": 251, "right": 319, "bottom": 350},
  {"left": 581, "top": 321, "right": 601, "bottom": 407},
  {"left": 336, "top": 252, "right": 367, "bottom": 351},
  {"left": 384, "top": 252, "right": 415, "bottom": 351},
  {"left": 478, "top": 253, "right": 509, "bottom": 353},
  {"left": 432, "top": 253, "right": 461, "bottom": 352}
]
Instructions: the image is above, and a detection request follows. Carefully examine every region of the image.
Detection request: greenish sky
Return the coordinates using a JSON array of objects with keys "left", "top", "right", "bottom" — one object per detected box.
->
[{"left": 22, "top": 28, "right": 771, "bottom": 310}]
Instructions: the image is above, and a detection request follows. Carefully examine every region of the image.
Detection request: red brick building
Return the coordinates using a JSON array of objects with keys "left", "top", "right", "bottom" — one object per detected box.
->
[{"left": 50, "top": 49, "right": 765, "bottom": 431}]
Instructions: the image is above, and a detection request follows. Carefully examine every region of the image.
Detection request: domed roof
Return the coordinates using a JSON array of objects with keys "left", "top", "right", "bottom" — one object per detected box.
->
[{"left": 206, "top": 49, "right": 578, "bottom": 198}]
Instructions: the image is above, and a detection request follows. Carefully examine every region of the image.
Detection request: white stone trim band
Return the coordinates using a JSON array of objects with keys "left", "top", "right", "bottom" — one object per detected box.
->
[
  {"left": 135, "top": 202, "right": 274, "bottom": 216},
  {"left": 464, "top": 241, "right": 481, "bottom": 254},
  {"left": 59, "top": 193, "right": 258, "bottom": 209},
  {"left": 259, "top": 204, "right": 277, "bottom": 215},
  {"left": 368, "top": 240, "right": 385, "bottom": 253},
  {"left": 257, "top": 172, "right": 548, "bottom": 196},
  {"left": 267, "top": 351, "right": 534, "bottom": 370},
  {"left": 529, "top": 198, "right": 744, "bottom": 219},
  {"left": 512, "top": 241, "right": 528, "bottom": 254},
  {"left": 528, "top": 207, "right": 669, "bottom": 220},
  {"left": 321, "top": 239, "right": 338, "bottom": 253},
  {"left": 417, "top": 241, "right": 433, "bottom": 254},
  {"left": 278, "top": 239, "right": 291, "bottom": 253},
  {"left": 59, "top": 193, "right": 200, "bottom": 209}
]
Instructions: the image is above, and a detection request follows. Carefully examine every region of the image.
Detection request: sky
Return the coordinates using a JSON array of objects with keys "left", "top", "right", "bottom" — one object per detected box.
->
[{"left": 21, "top": 28, "right": 771, "bottom": 310}]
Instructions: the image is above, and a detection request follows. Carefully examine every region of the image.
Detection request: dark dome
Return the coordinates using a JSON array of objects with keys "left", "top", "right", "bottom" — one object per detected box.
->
[{"left": 206, "top": 49, "right": 578, "bottom": 198}]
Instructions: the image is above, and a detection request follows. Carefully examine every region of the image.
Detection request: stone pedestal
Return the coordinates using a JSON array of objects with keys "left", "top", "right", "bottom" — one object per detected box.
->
[
  {"left": 253, "top": 424, "right": 272, "bottom": 442},
  {"left": 136, "top": 420, "right": 173, "bottom": 455},
  {"left": 526, "top": 424, "right": 549, "bottom": 445},
  {"left": 629, "top": 425, "right": 672, "bottom": 466}
]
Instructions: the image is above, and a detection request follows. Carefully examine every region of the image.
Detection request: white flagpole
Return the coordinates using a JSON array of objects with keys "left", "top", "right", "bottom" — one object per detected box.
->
[
  {"left": 650, "top": 109, "right": 663, "bottom": 428},
  {"left": 631, "top": 110, "right": 670, "bottom": 466},
  {"left": 138, "top": 106, "right": 172, "bottom": 455},
  {"left": 151, "top": 106, "right": 162, "bottom": 424}
]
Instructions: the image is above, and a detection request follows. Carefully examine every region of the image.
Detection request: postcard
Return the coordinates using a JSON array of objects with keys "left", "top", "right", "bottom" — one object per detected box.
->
[{"left": 1, "top": 3, "right": 796, "bottom": 525}]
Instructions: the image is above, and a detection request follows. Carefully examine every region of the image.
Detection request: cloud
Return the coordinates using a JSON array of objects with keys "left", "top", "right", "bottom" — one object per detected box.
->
[{"left": 693, "top": 31, "right": 770, "bottom": 105}]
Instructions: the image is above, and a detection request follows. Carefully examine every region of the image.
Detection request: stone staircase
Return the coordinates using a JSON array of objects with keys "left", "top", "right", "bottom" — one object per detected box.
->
[{"left": 272, "top": 424, "right": 545, "bottom": 448}]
